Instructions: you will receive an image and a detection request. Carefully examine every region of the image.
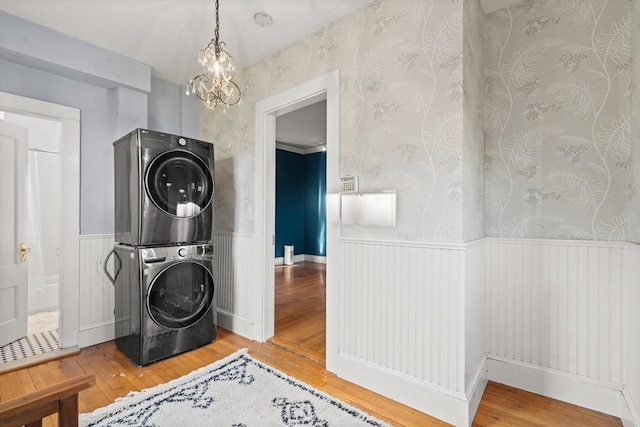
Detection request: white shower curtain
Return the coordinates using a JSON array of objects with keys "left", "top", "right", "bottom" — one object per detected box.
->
[
  {"left": 27, "top": 150, "right": 61, "bottom": 313},
  {"left": 27, "top": 150, "right": 46, "bottom": 290}
]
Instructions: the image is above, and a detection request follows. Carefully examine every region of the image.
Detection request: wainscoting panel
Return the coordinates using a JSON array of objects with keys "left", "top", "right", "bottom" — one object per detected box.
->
[
  {"left": 78, "top": 234, "right": 115, "bottom": 347},
  {"left": 464, "top": 240, "right": 486, "bottom": 396},
  {"left": 485, "top": 238, "right": 625, "bottom": 385},
  {"left": 214, "top": 233, "right": 255, "bottom": 335},
  {"left": 623, "top": 244, "right": 640, "bottom": 425},
  {"left": 339, "top": 239, "right": 466, "bottom": 394}
]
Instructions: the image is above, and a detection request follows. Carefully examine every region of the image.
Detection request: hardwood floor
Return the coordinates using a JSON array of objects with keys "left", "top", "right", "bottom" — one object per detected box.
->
[
  {"left": 270, "top": 262, "right": 326, "bottom": 362},
  {"left": 268, "top": 261, "right": 621, "bottom": 426},
  {"left": 0, "top": 261, "right": 621, "bottom": 426}
]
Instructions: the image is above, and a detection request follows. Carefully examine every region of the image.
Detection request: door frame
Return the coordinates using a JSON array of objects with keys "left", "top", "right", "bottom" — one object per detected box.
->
[
  {"left": 254, "top": 70, "right": 340, "bottom": 371},
  {"left": 0, "top": 91, "right": 80, "bottom": 349}
]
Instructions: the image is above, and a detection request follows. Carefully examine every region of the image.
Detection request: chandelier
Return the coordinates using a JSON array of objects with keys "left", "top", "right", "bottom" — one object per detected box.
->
[{"left": 186, "top": 0, "right": 242, "bottom": 109}]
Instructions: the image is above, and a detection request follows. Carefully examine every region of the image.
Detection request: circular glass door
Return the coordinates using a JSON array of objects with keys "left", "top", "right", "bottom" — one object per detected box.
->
[
  {"left": 145, "top": 150, "right": 213, "bottom": 218},
  {"left": 147, "top": 262, "right": 214, "bottom": 329}
]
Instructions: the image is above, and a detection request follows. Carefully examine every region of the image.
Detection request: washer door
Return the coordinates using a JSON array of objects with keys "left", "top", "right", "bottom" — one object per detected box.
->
[
  {"left": 145, "top": 150, "right": 213, "bottom": 218},
  {"left": 147, "top": 261, "right": 214, "bottom": 329}
]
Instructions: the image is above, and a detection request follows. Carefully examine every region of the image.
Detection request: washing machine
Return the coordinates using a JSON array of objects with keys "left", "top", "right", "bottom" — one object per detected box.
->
[
  {"left": 108, "top": 243, "right": 216, "bottom": 366},
  {"left": 113, "top": 129, "right": 215, "bottom": 246}
]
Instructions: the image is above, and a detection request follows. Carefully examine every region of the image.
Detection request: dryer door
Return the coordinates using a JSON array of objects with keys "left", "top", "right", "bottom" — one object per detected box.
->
[
  {"left": 147, "top": 261, "right": 214, "bottom": 329},
  {"left": 145, "top": 150, "right": 213, "bottom": 218}
]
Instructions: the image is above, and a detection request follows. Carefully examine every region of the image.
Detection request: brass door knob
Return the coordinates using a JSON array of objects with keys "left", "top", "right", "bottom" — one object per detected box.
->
[{"left": 19, "top": 243, "right": 31, "bottom": 262}]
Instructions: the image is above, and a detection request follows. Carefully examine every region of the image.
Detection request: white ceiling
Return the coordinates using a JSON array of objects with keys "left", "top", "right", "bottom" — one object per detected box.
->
[
  {"left": 276, "top": 100, "right": 326, "bottom": 148},
  {"left": 0, "top": 0, "right": 519, "bottom": 146},
  {"left": 0, "top": 0, "right": 371, "bottom": 86},
  {"left": 0, "top": 0, "right": 523, "bottom": 86}
]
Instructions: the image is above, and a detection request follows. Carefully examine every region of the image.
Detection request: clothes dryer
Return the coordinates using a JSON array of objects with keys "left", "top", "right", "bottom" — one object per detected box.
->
[
  {"left": 109, "top": 243, "right": 216, "bottom": 366},
  {"left": 114, "top": 129, "right": 215, "bottom": 246}
]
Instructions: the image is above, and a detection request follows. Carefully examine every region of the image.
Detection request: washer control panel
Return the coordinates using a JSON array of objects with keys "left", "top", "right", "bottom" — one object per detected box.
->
[{"left": 141, "top": 243, "right": 214, "bottom": 264}]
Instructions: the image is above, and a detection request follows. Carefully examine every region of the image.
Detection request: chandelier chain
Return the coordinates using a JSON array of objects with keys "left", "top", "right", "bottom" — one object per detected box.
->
[{"left": 214, "top": 0, "right": 220, "bottom": 50}]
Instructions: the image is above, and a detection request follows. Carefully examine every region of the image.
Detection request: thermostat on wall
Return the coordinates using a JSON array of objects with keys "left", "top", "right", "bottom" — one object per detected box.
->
[{"left": 340, "top": 176, "right": 358, "bottom": 193}]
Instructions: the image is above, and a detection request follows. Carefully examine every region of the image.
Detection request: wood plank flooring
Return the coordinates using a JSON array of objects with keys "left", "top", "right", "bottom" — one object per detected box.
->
[
  {"left": 0, "top": 261, "right": 622, "bottom": 426},
  {"left": 270, "top": 262, "right": 326, "bottom": 362}
]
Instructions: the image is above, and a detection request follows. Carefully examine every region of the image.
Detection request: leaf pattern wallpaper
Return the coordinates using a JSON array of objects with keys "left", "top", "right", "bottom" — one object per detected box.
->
[
  {"left": 203, "top": 0, "right": 486, "bottom": 242},
  {"left": 463, "top": 0, "right": 485, "bottom": 241},
  {"left": 631, "top": 0, "right": 640, "bottom": 242},
  {"left": 203, "top": 0, "right": 638, "bottom": 244},
  {"left": 484, "top": 0, "right": 638, "bottom": 242}
]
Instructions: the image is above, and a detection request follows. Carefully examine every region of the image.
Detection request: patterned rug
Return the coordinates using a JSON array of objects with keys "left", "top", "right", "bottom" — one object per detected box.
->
[
  {"left": 80, "top": 349, "right": 389, "bottom": 427},
  {"left": 0, "top": 329, "right": 59, "bottom": 364}
]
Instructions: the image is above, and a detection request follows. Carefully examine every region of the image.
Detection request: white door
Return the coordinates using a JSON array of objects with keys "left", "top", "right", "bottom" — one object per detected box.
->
[{"left": 0, "top": 119, "right": 29, "bottom": 347}]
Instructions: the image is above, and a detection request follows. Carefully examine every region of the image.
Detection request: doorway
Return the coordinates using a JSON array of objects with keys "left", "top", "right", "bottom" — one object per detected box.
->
[
  {"left": 0, "top": 91, "right": 80, "bottom": 360},
  {"left": 253, "top": 70, "right": 340, "bottom": 371},
  {"left": 272, "top": 101, "right": 328, "bottom": 362}
]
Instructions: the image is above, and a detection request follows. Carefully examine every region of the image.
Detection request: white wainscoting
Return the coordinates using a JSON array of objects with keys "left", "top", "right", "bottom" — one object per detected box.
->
[
  {"left": 622, "top": 243, "right": 640, "bottom": 426},
  {"left": 484, "top": 238, "right": 639, "bottom": 424},
  {"left": 464, "top": 240, "right": 487, "bottom": 419},
  {"left": 78, "top": 234, "right": 115, "bottom": 348},
  {"left": 214, "top": 233, "right": 255, "bottom": 338},
  {"left": 335, "top": 238, "right": 484, "bottom": 426}
]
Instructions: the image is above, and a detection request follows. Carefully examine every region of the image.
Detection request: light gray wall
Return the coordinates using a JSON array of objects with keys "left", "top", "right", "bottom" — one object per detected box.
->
[
  {"left": 462, "top": 0, "right": 485, "bottom": 242},
  {"left": 148, "top": 76, "right": 202, "bottom": 140},
  {"left": 149, "top": 77, "right": 181, "bottom": 135},
  {"left": 484, "top": 0, "right": 637, "bottom": 242},
  {"left": 203, "top": 0, "right": 470, "bottom": 241},
  {"left": 632, "top": 0, "right": 640, "bottom": 242},
  {"left": 0, "top": 11, "right": 201, "bottom": 235},
  {"left": 0, "top": 59, "right": 116, "bottom": 234}
]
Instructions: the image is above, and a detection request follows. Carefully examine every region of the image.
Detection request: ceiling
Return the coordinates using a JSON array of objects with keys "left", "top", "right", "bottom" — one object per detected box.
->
[
  {"left": 0, "top": 0, "right": 521, "bottom": 86},
  {"left": 276, "top": 100, "right": 326, "bottom": 148},
  {"left": 0, "top": 0, "right": 519, "bottom": 147},
  {"left": 0, "top": 0, "right": 371, "bottom": 85}
]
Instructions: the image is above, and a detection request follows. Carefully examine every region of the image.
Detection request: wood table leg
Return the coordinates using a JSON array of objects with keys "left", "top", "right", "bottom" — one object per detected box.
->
[{"left": 58, "top": 395, "right": 79, "bottom": 427}]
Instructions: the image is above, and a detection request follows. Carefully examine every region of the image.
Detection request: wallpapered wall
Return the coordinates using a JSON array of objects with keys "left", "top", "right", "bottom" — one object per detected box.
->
[
  {"left": 632, "top": 0, "right": 640, "bottom": 242},
  {"left": 463, "top": 0, "right": 485, "bottom": 241},
  {"left": 484, "top": 0, "right": 638, "bottom": 242},
  {"left": 203, "top": 0, "right": 479, "bottom": 242}
]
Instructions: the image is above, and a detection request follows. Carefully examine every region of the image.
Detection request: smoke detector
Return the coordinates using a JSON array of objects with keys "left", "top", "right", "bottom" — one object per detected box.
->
[{"left": 254, "top": 12, "right": 273, "bottom": 27}]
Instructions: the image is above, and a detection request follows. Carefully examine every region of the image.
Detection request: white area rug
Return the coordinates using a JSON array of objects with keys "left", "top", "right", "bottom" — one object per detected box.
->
[{"left": 80, "top": 349, "right": 389, "bottom": 427}]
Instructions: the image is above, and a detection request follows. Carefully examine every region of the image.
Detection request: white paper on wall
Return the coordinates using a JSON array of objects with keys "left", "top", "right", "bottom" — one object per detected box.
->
[{"left": 340, "top": 192, "right": 396, "bottom": 227}]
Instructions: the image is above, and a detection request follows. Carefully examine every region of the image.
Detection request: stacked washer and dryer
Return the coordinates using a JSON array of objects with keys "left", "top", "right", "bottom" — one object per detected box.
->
[{"left": 104, "top": 129, "right": 217, "bottom": 366}]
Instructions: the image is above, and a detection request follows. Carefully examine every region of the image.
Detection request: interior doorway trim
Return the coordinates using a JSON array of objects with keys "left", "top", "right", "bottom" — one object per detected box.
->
[
  {"left": 0, "top": 91, "right": 80, "bottom": 349},
  {"left": 254, "top": 70, "right": 340, "bottom": 371}
]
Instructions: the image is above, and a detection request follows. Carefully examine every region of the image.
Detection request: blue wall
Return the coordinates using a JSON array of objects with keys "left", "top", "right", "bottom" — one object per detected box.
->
[
  {"left": 304, "top": 151, "right": 327, "bottom": 256},
  {"left": 275, "top": 149, "right": 326, "bottom": 258}
]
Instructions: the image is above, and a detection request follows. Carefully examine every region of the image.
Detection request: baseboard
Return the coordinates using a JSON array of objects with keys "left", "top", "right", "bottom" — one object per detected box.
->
[
  {"left": 274, "top": 254, "right": 326, "bottom": 265},
  {"left": 466, "top": 356, "right": 488, "bottom": 423},
  {"left": 216, "top": 309, "right": 254, "bottom": 339},
  {"left": 621, "top": 389, "right": 640, "bottom": 427},
  {"left": 485, "top": 356, "right": 626, "bottom": 420},
  {"left": 335, "top": 353, "right": 472, "bottom": 426},
  {"left": 303, "top": 254, "right": 326, "bottom": 264},
  {"left": 77, "top": 321, "right": 115, "bottom": 348}
]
